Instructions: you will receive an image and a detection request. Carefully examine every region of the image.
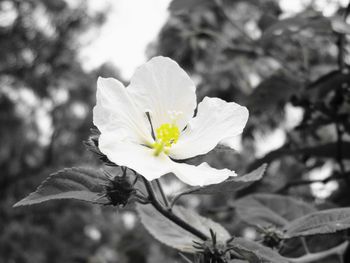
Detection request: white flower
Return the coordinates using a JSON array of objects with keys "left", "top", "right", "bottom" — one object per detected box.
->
[{"left": 93, "top": 56, "right": 248, "bottom": 186}]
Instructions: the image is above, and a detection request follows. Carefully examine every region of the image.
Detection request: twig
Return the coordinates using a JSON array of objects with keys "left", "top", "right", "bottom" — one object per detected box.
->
[
  {"left": 276, "top": 174, "right": 344, "bottom": 193},
  {"left": 170, "top": 186, "right": 201, "bottom": 209},
  {"left": 170, "top": 193, "right": 184, "bottom": 209}
]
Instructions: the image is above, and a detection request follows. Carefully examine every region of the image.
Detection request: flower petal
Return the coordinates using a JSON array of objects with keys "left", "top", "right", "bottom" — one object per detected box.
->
[
  {"left": 93, "top": 77, "right": 152, "bottom": 144},
  {"left": 128, "top": 56, "right": 196, "bottom": 131},
  {"left": 99, "top": 132, "right": 173, "bottom": 181},
  {"left": 99, "top": 132, "right": 236, "bottom": 186},
  {"left": 170, "top": 97, "right": 248, "bottom": 160},
  {"left": 171, "top": 161, "right": 237, "bottom": 186}
]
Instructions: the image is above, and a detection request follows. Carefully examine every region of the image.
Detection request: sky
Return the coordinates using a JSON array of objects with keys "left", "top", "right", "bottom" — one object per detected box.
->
[{"left": 80, "top": 0, "right": 171, "bottom": 80}]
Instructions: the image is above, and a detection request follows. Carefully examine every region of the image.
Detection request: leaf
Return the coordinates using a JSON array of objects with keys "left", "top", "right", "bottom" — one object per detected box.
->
[
  {"left": 261, "top": 15, "right": 331, "bottom": 46},
  {"left": 14, "top": 167, "right": 108, "bottom": 207},
  {"left": 171, "top": 164, "right": 267, "bottom": 204},
  {"left": 247, "top": 74, "right": 301, "bottom": 113},
  {"left": 136, "top": 204, "right": 230, "bottom": 253},
  {"left": 284, "top": 208, "right": 350, "bottom": 238},
  {"left": 230, "top": 238, "right": 289, "bottom": 263},
  {"left": 168, "top": 0, "right": 212, "bottom": 13},
  {"left": 232, "top": 193, "right": 316, "bottom": 228}
]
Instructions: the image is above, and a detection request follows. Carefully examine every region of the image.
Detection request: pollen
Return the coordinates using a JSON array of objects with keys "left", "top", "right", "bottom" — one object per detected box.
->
[{"left": 152, "top": 123, "right": 180, "bottom": 156}]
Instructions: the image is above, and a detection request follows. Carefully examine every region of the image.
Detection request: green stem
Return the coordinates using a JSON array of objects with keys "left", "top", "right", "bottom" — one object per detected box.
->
[
  {"left": 155, "top": 178, "right": 170, "bottom": 208},
  {"left": 142, "top": 177, "right": 208, "bottom": 241}
]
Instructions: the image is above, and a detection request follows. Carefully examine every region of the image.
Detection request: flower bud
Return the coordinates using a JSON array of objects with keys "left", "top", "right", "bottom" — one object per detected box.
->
[
  {"left": 103, "top": 171, "right": 135, "bottom": 207},
  {"left": 193, "top": 229, "right": 229, "bottom": 263}
]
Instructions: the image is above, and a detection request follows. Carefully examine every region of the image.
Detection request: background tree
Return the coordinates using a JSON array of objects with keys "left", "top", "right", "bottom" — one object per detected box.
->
[
  {"left": 0, "top": 1, "right": 152, "bottom": 262},
  {"left": 2, "top": 0, "right": 350, "bottom": 262},
  {"left": 152, "top": 0, "right": 350, "bottom": 204},
  {"left": 147, "top": 0, "right": 350, "bottom": 261}
]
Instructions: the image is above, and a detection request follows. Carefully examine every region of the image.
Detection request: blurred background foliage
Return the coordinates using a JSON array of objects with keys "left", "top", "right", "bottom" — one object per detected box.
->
[{"left": 1, "top": 0, "right": 350, "bottom": 262}]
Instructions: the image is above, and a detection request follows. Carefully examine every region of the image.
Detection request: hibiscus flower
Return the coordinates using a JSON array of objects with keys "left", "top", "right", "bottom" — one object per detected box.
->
[{"left": 93, "top": 56, "right": 248, "bottom": 186}]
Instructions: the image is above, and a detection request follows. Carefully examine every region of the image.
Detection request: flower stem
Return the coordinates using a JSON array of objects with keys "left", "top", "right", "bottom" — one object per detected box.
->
[
  {"left": 155, "top": 179, "right": 170, "bottom": 208},
  {"left": 142, "top": 177, "right": 208, "bottom": 241}
]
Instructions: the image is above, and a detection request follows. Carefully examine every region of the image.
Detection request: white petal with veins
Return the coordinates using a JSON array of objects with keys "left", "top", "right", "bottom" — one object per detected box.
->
[
  {"left": 99, "top": 132, "right": 172, "bottom": 181},
  {"left": 99, "top": 131, "right": 235, "bottom": 186},
  {"left": 128, "top": 56, "right": 196, "bottom": 131},
  {"left": 170, "top": 97, "right": 249, "bottom": 160},
  {"left": 93, "top": 77, "right": 152, "bottom": 144}
]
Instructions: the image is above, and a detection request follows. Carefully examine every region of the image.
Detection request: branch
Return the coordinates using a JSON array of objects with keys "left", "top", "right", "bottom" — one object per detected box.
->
[{"left": 276, "top": 173, "right": 345, "bottom": 193}]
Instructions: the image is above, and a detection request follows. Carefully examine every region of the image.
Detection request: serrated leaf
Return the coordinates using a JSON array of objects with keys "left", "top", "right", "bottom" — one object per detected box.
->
[
  {"left": 136, "top": 204, "right": 230, "bottom": 253},
  {"left": 232, "top": 193, "right": 316, "bottom": 228},
  {"left": 284, "top": 208, "right": 350, "bottom": 238},
  {"left": 14, "top": 167, "right": 108, "bottom": 207},
  {"left": 230, "top": 238, "right": 289, "bottom": 263}
]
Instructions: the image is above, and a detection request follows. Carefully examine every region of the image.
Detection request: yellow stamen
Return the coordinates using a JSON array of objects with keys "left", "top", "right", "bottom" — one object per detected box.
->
[{"left": 152, "top": 123, "right": 180, "bottom": 156}]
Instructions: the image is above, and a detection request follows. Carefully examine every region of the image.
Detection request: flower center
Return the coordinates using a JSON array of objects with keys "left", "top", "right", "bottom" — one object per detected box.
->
[{"left": 152, "top": 123, "right": 180, "bottom": 156}]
